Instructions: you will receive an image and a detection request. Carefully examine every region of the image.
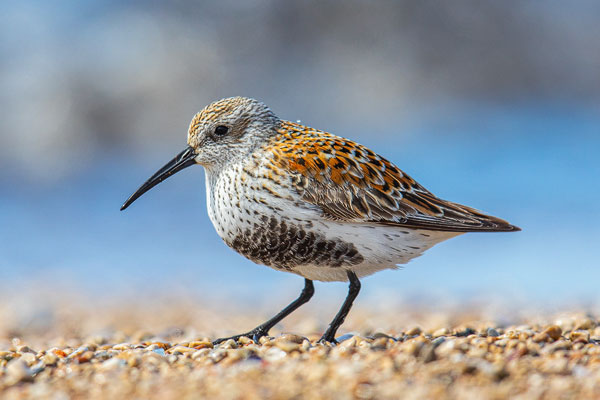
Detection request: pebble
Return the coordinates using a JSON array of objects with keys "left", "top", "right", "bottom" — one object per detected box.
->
[
  {"left": 99, "top": 357, "right": 125, "bottom": 371},
  {"left": 17, "top": 345, "right": 36, "bottom": 354},
  {"left": 542, "top": 325, "right": 563, "bottom": 341},
  {"left": 456, "top": 327, "right": 476, "bottom": 337},
  {"left": 278, "top": 333, "right": 306, "bottom": 344},
  {"left": 5, "top": 358, "right": 34, "bottom": 384},
  {"left": 274, "top": 340, "right": 301, "bottom": 352},
  {"left": 168, "top": 345, "right": 195, "bottom": 355},
  {"left": 486, "top": 328, "right": 500, "bottom": 337},
  {"left": 405, "top": 326, "right": 422, "bottom": 336},
  {"left": 20, "top": 352, "right": 37, "bottom": 365},
  {"left": 570, "top": 330, "right": 590, "bottom": 343},
  {"left": 42, "top": 353, "right": 58, "bottom": 366},
  {"left": 432, "top": 328, "right": 449, "bottom": 338}
]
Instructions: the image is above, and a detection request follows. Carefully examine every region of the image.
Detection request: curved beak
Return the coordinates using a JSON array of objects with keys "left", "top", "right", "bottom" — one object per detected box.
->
[{"left": 120, "top": 146, "right": 197, "bottom": 211}]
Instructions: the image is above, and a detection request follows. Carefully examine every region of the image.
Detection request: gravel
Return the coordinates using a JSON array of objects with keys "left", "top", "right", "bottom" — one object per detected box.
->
[{"left": 0, "top": 300, "right": 599, "bottom": 399}]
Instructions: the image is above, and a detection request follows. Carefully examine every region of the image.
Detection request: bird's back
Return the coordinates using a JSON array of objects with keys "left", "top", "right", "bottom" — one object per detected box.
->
[{"left": 263, "top": 121, "right": 519, "bottom": 232}]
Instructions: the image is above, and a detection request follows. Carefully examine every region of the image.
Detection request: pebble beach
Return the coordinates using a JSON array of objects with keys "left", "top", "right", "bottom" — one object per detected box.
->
[{"left": 1, "top": 297, "right": 599, "bottom": 400}]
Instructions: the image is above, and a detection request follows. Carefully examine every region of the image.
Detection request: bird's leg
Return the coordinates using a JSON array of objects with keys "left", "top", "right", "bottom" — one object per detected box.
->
[
  {"left": 212, "top": 278, "right": 315, "bottom": 345},
  {"left": 319, "top": 271, "right": 361, "bottom": 344}
]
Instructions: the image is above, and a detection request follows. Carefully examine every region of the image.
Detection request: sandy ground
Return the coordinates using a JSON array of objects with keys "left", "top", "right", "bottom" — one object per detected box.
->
[{"left": 0, "top": 295, "right": 599, "bottom": 400}]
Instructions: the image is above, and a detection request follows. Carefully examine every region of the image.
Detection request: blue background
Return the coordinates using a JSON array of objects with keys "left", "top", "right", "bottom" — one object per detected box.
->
[{"left": 1, "top": 1, "right": 598, "bottom": 306}]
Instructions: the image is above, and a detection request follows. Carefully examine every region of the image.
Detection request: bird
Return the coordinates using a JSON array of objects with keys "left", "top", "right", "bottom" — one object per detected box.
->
[{"left": 121, "top": 96, "right": 520, "bottom": 344}]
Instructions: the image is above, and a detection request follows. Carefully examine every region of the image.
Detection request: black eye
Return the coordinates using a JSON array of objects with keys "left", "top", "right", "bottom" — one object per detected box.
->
[{"left": 214, "top": 125, "right": 229, "bottom": 136}]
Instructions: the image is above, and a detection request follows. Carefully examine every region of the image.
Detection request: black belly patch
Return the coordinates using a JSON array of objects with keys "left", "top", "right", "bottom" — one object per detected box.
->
[{"left": 226, "top": 217, "right": 364, "bottom": 270}]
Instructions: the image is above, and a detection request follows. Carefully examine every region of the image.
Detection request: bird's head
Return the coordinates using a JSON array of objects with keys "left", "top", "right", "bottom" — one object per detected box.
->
[
  {"left": 120, "top": 97, "right": 279, "bottom": 211},
  {"left": 187, "top": 96, "right": 279, "bottom": 167}
]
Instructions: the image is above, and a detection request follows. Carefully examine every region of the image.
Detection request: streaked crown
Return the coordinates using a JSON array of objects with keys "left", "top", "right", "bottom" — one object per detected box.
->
[{"left": 187, "top": 97, "right": 280, "bottom": 167}]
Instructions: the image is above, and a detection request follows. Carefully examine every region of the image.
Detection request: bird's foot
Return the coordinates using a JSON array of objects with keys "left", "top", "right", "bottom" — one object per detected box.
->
[
  {"left": 317, "top": 335, "right": 338, "bottom": 345},
  {"left": 212, "top": 327, "right": 269, "bottom": 345}
]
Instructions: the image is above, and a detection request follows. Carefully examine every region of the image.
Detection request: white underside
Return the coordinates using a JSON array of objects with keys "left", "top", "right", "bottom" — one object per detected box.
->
[{"left": 205, "top": 165, "right": 463, "bottom": 282}]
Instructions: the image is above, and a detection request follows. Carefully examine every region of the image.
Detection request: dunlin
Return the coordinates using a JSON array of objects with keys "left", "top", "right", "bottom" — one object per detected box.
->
[{"left": 121, "top": 97, "right": 519, "bottom": 344}]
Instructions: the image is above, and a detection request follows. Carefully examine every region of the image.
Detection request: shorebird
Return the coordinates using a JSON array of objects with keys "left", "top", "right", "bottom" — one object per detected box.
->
[{"left": 121, "top": 97, "right": 519, "bottom": 344}]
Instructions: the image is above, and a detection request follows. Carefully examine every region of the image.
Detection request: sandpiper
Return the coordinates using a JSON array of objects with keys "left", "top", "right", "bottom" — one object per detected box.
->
[{"left": 121, "top": 97, "right": 519, "bottom": 344}]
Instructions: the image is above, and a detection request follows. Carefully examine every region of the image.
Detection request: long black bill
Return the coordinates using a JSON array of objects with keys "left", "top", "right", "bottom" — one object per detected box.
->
[{"left": 120, "top": 146, "right": 197, "bottom": 211}]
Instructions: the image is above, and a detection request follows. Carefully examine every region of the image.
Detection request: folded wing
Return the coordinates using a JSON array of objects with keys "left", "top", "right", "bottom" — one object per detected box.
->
[{"left": 267, "top": 121, "right": 520, "bottom": 232}]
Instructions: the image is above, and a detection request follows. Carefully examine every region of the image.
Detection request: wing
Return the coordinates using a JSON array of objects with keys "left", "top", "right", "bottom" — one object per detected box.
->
[{"left": 266, "top": 121, "right": 520, "bottom": 232}]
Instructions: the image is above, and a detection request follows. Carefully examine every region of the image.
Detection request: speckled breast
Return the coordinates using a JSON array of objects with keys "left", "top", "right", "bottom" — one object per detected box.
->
[{"left": 204, "top": 163, "right": 364, "bottom": 271}]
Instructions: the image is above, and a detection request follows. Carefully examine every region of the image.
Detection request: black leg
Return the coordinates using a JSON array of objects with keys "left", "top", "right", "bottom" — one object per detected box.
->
[
  {"left": 213, "top": 278, "right": 315, "bottom": 345},
  {"left": 319, "top": 271, "right": 361, "bottom": 344}
]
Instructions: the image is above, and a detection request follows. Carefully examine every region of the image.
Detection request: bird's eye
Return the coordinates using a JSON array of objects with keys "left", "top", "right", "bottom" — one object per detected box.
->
[{"left": 214, "top": 125, "right": 229, "bottom": 136}]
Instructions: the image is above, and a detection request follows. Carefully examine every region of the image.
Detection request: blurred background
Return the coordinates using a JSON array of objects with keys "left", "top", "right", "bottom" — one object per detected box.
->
[{"left": 1, "top": 1, "right": 599, "bottom": 313}]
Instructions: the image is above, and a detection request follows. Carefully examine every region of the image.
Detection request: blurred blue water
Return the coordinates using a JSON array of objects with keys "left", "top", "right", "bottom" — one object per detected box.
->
[{"left": 1, "top": 103, "right": 599, "bottom": 304}]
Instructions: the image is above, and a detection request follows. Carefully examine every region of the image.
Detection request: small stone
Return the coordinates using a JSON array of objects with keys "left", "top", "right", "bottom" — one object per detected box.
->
[
  {"left": 278, "top": 333, "right": 306, "bottom": 344},
  {"left": 370, "top": 332, "right": 396, "bottom": 340},
  {"left": 191, "top": 349, "right": 211, "bottom": 360},
  {"left": 403, "top": 339, "right": 424, "bottom": 356},
  {"left": 542, "top": 340, "right": 571, "bottom": 354},
  {"left": 99, "top": 357, "right": 125, "bottom": 371},
  {"left": 82, "top": 343, "right": 98, "bottom": 352},
  {"left": 263, "top": 347, "right": 287, "bottom": 362},
  {"left": 300, "top": 339, "right": 311, "bottom": 352},
  {"left": 188, "top": 341, "right": 213, "bottom": 349},
  {"left": 486, "top": 328, "right": 500, "bottom": 337},
  {"left": 42, "top": 353, "right": 58, "bottom": 366},
  {"left": 575, "top": 318, "right": 596, "bottom": 330},
  {"left": 356, "top": 337, "right": 373, "bottom": 349},
  {"left": 432, "top": 328, "right": 448, "bottom": 338},
  {"left": 435, "top": 339, "right": 456, "bottom": 357},
  {"left": 5, "top": 359, "right": 34, "bottom": 384},
  {"left": 338, "top": 336, "right": 357, "bottom": 348},
  {"left": 127, "top": 354, "right": 141, "bottom": 367},
  {"left": 20, "top": 352, "right": 37, "bottom": 365},
  {"left": 274, "top": 340, "right": 300, "bottom": 352},
  {"left": 220, "top": 339, "right": 238, "bottom": 349},
  {"left": 456, "top": 327, "right": 476, "bottom": 337},
  {"left": 51, "top": 348, "right": 67, "bottom": 358},
  {"left": 237, "top": 336, "right": 254, "bottom": 345},
  {"left": 258, "top": 336, "right": 271, "bottom": 345},
  {"left": 419, "top": 344, "right": 436, "bottom": 363},
  {"left": 17, "top": 345, "right": 36, "bottom": 354},
  {"left": 166, "top": 354, "right": 178, "bottom": 363},
  {"left": 149, "top": 342, "right": 170, "bottom": 350},
  {"left": 94, "top": 350, "right": 111, "bottom": 360},
  {"left": 532, "top": 333, "right": 550, "bottom": 343},
  {"left": 405, "top": 327, "right": 422, "bottom": 336},
  {"left": 210, "top": 349, "right": 227, "bottom": 363},
  {"left": 335, "top": 333, "right": 355, "bottom": 343},
  {"left": 371, "top": 337, "right": 390, "bottom": 350},
  {"left": 152, "top": 348, "right": 166, "bottom": 356},
  {"left": 75, "top": 351, "right": 95, "bottom": 364},
  {"left": 112, "top": 343, "right": 133, "bottom": 351},
  {"left": 542, "top": 325, "right": 562, "bottom": 341},
  {"left": 67, "top": 346, "right": 90, "bottom": 359},
  {"left": 225, "top": 348, "right": 251, "bottom": 362},
  {"left": 570, "top": 330, "right": 590, "bottom": 343},
  {"left": 169, "top": 345, "right": 195, "bottom": 355}
]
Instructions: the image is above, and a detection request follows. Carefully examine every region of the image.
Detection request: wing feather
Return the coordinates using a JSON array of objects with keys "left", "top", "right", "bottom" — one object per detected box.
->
[{"left": 267, "top": 121, "right": 520, "bottom": 232}]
